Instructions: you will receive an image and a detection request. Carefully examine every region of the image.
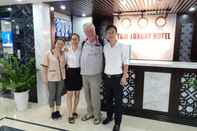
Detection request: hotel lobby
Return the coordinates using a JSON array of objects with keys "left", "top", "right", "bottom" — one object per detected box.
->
[{"left": 0, "top": 0, "right": 197, "bottom": 131}]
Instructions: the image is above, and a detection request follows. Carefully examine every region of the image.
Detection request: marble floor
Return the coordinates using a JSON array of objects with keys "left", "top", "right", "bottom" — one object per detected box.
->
[{"left": 0, "top": 93, "right": 197, "bottom": 131}]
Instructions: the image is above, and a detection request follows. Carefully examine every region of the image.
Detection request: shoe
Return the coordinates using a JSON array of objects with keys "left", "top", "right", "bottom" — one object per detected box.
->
[
  {"left": 113, "top": 124, "right": 120, "bottom": 131},
  {"left": 55, "top": 111, "right": 62, "bottom": 119},
  {"left": 93, "top": 117, "right": 101, "bottom": 125},
  {"left": 51, "top": 112, "right": 57, "bottom": 120},
  {"left": 102, "top": 117, "right": 113, "bottom": 125},
  {"left": 72, "top": 112, "right": 79, "bottom": 119},
  {"left": 81, "top": 114, "right": 94, "bottom": 121},
  {"left": 68, "top": 117, "right": 75, "bottom": 124}
]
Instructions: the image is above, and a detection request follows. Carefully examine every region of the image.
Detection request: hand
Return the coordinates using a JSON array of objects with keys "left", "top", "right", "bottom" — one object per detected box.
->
[
  {"left": 65, "top": 48, "right": 69, "bottom": 52},
  {"left": 120, "top": 73, "right": 129, "bottom": 86},
  {"left": 43, "top": 80, "right": 48, "bottom": 88}
]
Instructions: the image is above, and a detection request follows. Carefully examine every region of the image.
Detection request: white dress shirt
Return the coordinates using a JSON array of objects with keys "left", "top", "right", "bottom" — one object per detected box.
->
[
  {"left": 65, "top": 46, "right": 81, "bottom": 68},
  {"left": 104, "top": 41, "right": 129, "bottom": 75}
]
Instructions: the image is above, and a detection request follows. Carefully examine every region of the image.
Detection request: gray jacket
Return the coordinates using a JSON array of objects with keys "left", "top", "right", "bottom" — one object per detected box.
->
[{"left": 80, "top": 42, "right": 103, "bottom": 76}]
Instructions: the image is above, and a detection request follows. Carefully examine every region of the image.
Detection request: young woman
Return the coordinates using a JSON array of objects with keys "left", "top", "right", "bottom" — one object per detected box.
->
[
  {"left": 42, "top": 38, "right": 66, "bottom": 120},
  {"left": 64, "top": 33, "right": 82, "bottom": 124}
]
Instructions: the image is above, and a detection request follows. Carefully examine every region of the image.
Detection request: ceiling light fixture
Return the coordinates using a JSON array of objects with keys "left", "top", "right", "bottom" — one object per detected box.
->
[
  {"left": 138, "top": 11, "right": 148, "bottom": 28},
  {"left": 189, "top": 6, "right": 196, "bottom": 12},
  {"left": 82, "top": 13, "right": 86, "bottom": 17},
  {"left": 60, "top": 5, "right": 66, "bottom": 10},
  {"left": 7, "top": 7, "right": 12, "bottom": 12},
  {"left": 50, "top": 7, "right": 54, "bottom": 11}
]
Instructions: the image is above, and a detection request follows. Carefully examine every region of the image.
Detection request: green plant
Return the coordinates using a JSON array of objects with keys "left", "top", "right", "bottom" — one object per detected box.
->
[
  {"left": 186, "top": 78, "right": 197, "bottom": 90},
  {"left": 0, "top": 56, "right": 36, "bottom": 92},
  {"left": 192, "top": 79, "right": 197, "bottom": 90}
]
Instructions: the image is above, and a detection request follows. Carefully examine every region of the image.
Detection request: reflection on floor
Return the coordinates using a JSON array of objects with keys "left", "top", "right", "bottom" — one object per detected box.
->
[
  {"left": 0, "top": 126, "right": 24, "bottom": 131},
  {"left": 0, "top": 92, "right": 197, "bottom": 131}
]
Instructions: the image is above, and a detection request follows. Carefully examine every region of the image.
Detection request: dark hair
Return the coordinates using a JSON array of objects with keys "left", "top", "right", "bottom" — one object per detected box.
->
[
  {"left": 71, "top": 33, "right": 80, "bottom": 40},
  {"left": 54, "top": 38, "right": 65, "bottom": 45},
  {"left": 105, "top": 25, "right": 117, "bottom": 33}
]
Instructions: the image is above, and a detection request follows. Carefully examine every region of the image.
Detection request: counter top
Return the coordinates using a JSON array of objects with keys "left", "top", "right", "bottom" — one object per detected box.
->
[{"left": 129, "top": 60, "right": 197, "bottom": 69}]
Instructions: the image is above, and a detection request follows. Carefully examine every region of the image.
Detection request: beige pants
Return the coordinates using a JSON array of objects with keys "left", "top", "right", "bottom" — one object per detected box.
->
[{"left": 82, "top": 74, "right": 102, "bottom": 118}]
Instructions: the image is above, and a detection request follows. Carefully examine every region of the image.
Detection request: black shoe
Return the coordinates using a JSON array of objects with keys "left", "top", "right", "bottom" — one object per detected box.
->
[
  {"left": 68, "top": 117, "right": 75, "bottom": 124},
  {"left": 51, "top": 112, "right": 57, "bottom": 120},
  {"left": 55, "top": 111, "right": 62, "bottom": 119},
  {"left": 102, "top": 117, "right": 113, "bottom": 125},
  {"left": 113, "top": 124, "right": 120, "bottom": 131},
  {"left": 72, "top": 112, "right": 79, "bottom": 119}
]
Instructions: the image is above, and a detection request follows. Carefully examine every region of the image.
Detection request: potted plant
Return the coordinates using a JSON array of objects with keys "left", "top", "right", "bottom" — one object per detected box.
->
[{"left": 0, "top": 56, "right": 36, "bottom": 111}]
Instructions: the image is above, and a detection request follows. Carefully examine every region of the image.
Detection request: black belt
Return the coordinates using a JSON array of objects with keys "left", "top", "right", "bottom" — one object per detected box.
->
[{"left": 105, "top": 74, "right": 122, "bottom": 79}]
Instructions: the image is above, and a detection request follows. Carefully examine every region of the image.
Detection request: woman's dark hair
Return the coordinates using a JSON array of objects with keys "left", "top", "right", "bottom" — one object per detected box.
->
[
  {"left": 105, "top": 24, "right": 117, "bottom": 33},
  {"left": 71, "top": 33, "right": 80, "bottom": 40},
  {"left": 54, "top": 37, "right": 65, "bottom": 45},
  {"left": 51, "top": 38, "right": 65, "bottom": 50}
]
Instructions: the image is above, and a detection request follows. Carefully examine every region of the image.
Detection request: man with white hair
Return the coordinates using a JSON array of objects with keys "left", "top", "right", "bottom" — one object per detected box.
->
[{"left": 80, "top": 22, "right": 103, "bottom": 125}]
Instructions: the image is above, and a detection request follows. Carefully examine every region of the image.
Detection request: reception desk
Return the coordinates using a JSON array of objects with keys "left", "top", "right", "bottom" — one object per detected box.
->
[{"left": 102, "top": 60, "right": 197, "bottom": 127}]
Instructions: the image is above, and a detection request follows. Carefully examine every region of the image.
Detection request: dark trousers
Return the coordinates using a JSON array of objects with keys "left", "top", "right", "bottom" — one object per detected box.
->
[{"left": 104, "top": 74, "right": 123, "bottom": 125}]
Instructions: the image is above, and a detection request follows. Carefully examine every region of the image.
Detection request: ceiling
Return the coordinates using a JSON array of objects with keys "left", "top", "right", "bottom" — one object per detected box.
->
[
  {"left": 0, "top": 0, "right": 196, "bottom": 16},
  {"left": 0, "top": 0, "right": 62, "bottom": 6},
  {"left": 94, "top": 0, "right": 197, "bottom": 15}
]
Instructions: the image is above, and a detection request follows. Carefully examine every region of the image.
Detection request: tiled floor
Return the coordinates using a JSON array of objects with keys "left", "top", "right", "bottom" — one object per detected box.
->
[{"left": 0, "top": 93, "right": 197, "bottom": 131}]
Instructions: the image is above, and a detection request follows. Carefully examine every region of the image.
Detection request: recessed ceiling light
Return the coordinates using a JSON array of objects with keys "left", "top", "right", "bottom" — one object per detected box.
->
[
  {"left": 82, "top": 13, "right": 86, "bottom": 17},
  {"left": 181, "top": 14, "right": 188, "bottom": 19},
  {"left": 60, "top": 5, "right": 66, "bottom": 10},
  {"left": 7, "top": 7, "right": 12, "bottom": 12},
  {"left": 16, "top": 0, "right": 23, "bottom": 2},
  {"left": 4, "top": 21, "right": 10, "bottom": 25},
  {"left": 189, "top": 6, "right": 196, "bottom": 12},
  {"left": 50, "top": 7, "right": 54, "bottom": 11}
]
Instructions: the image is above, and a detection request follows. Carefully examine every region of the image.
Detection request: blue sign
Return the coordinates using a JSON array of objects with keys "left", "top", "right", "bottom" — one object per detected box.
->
[{"left": 2, "top": 32, "right": 13, "bottom": 48}]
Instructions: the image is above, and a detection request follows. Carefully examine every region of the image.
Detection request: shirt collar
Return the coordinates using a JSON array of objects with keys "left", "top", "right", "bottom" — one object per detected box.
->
[{"left": 106, "top": 41, "right": 119, "bottom": 48}]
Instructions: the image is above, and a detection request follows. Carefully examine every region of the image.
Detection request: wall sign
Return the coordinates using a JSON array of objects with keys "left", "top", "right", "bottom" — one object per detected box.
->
[{"left": 114, "top": 14, "right": 176, "bottom": 61}]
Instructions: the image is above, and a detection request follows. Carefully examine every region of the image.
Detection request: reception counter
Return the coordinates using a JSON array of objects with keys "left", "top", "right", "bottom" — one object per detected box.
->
[
  {"left": 102, "top": 60, "right": 197, "bottom": 127},
  {"left": 130, "top": 60, "right": 197, "bottom": 69}
]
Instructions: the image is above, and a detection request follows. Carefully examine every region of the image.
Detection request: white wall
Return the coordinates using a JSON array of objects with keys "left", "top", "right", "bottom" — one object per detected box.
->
[
  {"left": 72, "top": 16, "right": 92, "bottom": 43},
  {"left": 33, "top": 3, "right": 51, "bottom": 105}
]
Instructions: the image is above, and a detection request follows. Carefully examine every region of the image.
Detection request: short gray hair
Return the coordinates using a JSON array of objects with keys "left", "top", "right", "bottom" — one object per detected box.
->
[{"left": 83, "top": 22, "right": 95, "bottom": 32}]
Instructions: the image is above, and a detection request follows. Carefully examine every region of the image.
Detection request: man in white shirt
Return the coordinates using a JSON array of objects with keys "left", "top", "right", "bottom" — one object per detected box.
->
[{"left": 102, "top": 25, "right": 129, "bottom": 131}]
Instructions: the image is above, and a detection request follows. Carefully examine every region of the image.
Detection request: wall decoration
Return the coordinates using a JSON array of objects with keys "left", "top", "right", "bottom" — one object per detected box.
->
[
  {"left": 155, "top": 16, "right": 167, "bottom": 27},
  {"left": 121, "top": 18, "right": 131, "bottom": 29},
  {"left": 178, "top": 73, "right": 197, "bottom": 118},
  {"left": 137, "top": 17, "right": 148, "bottom": 28}
]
